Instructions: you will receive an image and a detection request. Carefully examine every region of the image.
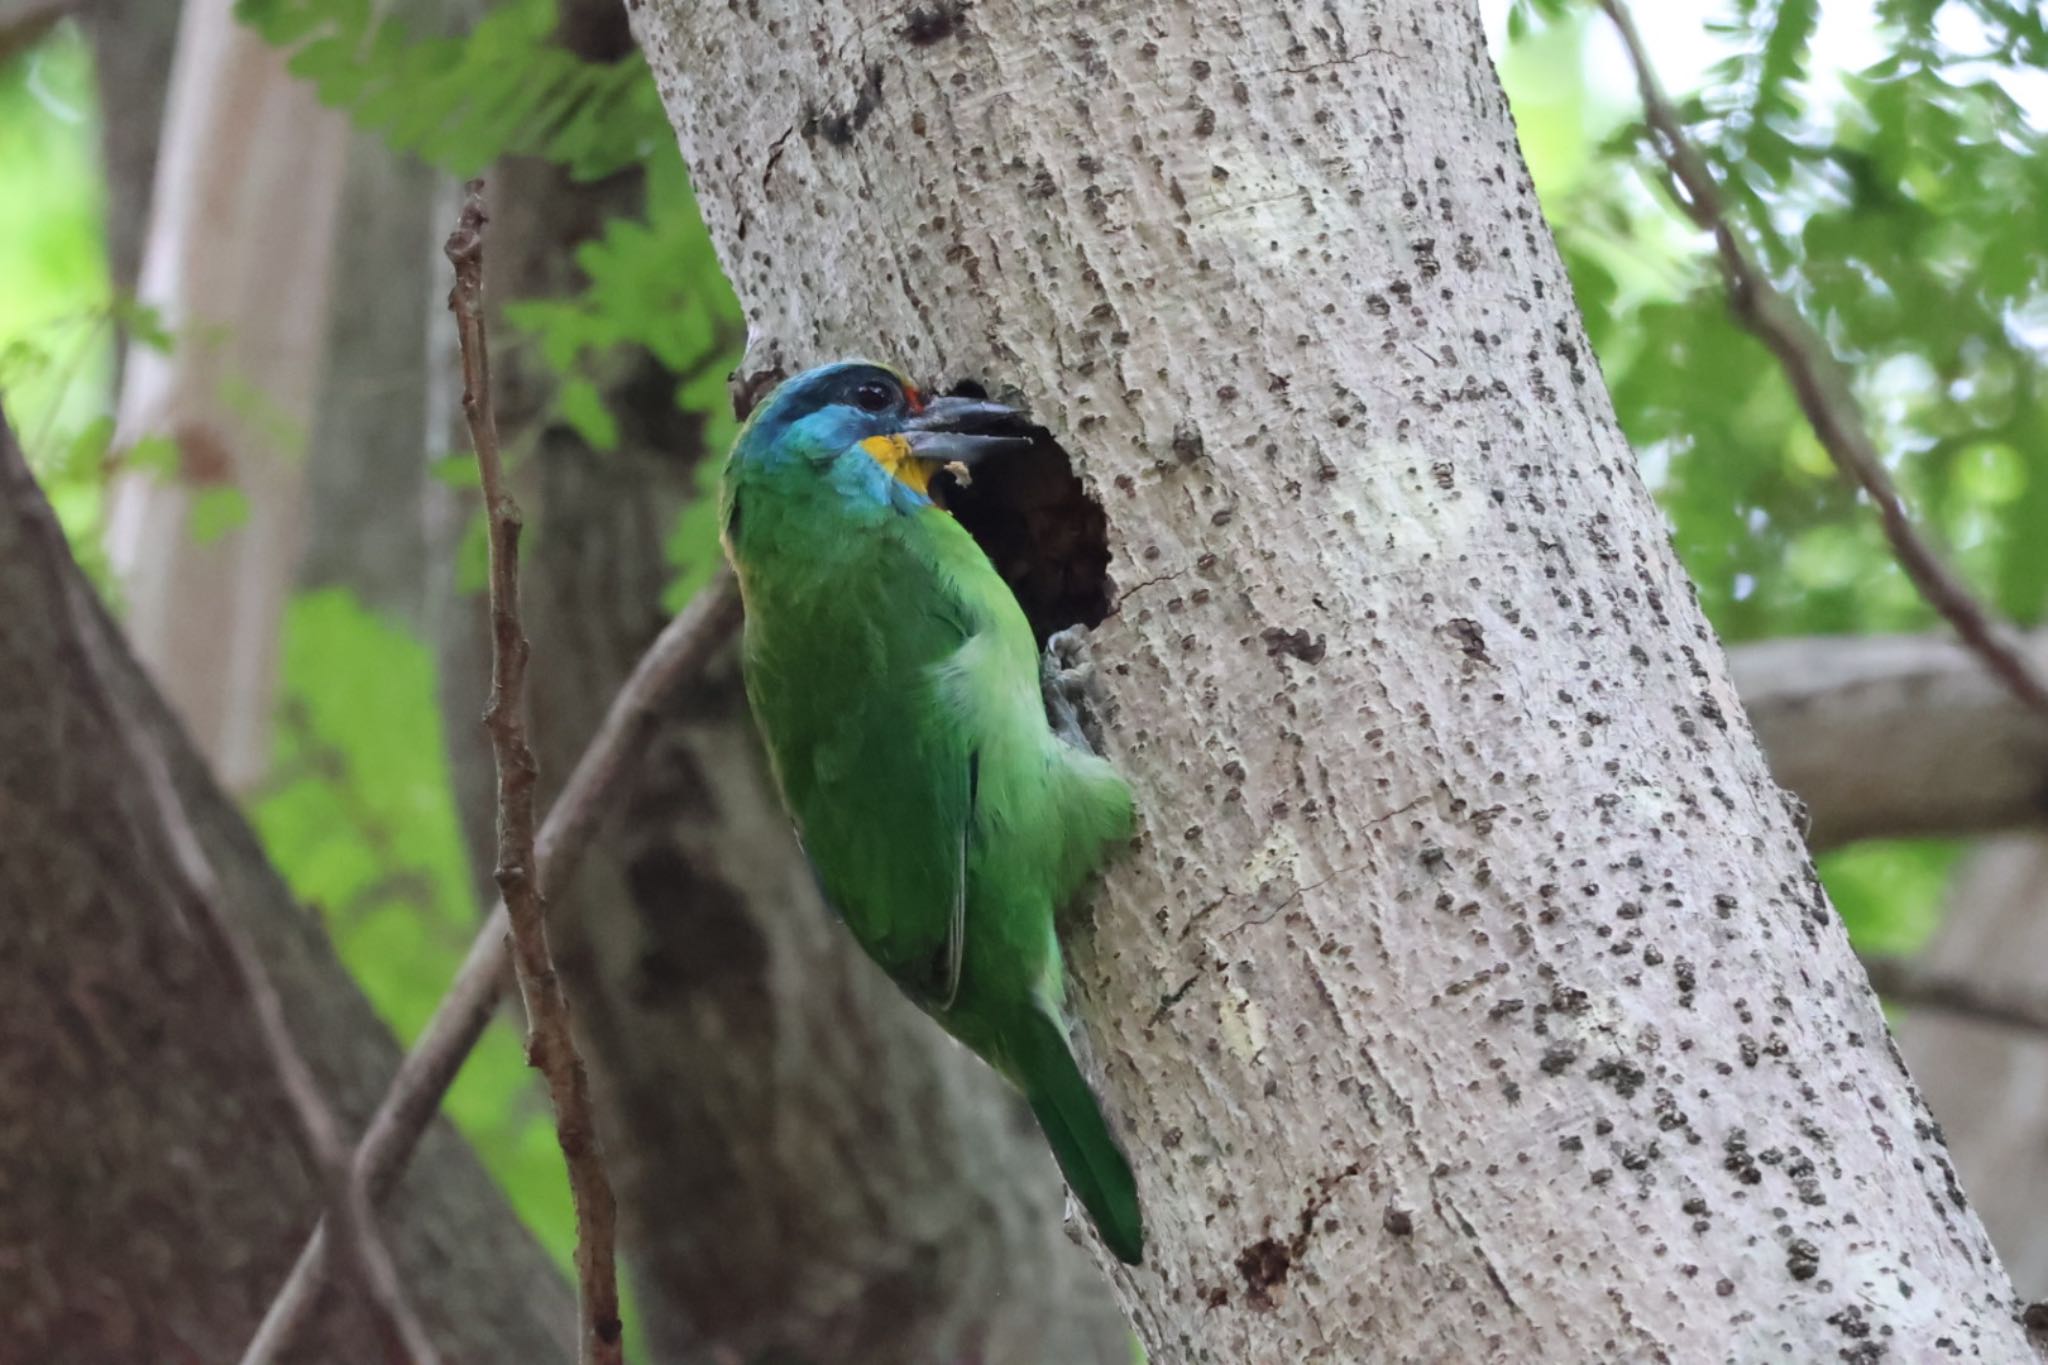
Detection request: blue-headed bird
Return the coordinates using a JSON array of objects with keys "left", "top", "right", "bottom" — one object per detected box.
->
[{"left": 720, "top": 361, "right": 1143, "bottom": 1264}]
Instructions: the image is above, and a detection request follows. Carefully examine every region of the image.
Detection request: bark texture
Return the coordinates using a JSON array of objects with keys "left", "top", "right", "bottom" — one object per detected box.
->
[
  {"left": 1731, "top": 631, "right": 2048, "bottom": 851},
  {"left": 634, "top": 1, "right": 2035, "bottom": 1357},
  {"left": 299, "top": 127, "right": 439, "bottom": 624},
  {"left": 103, "top": 0, "right": 347, "bottom": 792},
  {"left": 0, "top": 412, "right": 573, "bottom": 1362},
  {"left": 467, "top": 6, "right": 1129, "bottom": 1356}
]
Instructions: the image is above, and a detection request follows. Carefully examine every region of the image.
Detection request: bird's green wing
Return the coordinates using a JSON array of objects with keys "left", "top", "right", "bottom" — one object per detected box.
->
[
  {"left": 937, "top": 753, "right": 977, "bottom": 1009},
  {"left": 741, "top": 517, "right": 981, "bottom": 1005}
]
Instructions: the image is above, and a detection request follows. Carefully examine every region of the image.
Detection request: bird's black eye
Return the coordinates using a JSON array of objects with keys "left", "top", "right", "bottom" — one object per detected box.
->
[{"left": 853, "top": 380, "right": 896, "bottom": 413}]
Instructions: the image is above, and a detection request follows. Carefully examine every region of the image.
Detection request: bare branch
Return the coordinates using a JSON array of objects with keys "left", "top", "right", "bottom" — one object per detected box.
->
[
  {"left": 0, "top": 404, "right": 439, "bottom": 1365},
  {"left": 1863, "top": 956, "right": 2048, "bottom": 1038},
  {"left": 1729, "top": 630, "right": 2048, "bottom": 849},
  {"left": 1600, "top": 0, "right": 2048, "bottom": 722},
  {"left": 443, "top": 178, "right": 624, "bottom": 1365}
]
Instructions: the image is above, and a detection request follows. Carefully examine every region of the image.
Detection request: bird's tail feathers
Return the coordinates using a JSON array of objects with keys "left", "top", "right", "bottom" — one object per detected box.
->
[{"left": 1007, "top": 1003, "right": 1144, "bottom": 1265}]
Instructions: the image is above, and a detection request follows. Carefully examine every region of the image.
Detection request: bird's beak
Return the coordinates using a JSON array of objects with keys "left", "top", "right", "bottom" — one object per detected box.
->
[{"left": 901, "top": 396, "right": 1035, "bottom": 469}]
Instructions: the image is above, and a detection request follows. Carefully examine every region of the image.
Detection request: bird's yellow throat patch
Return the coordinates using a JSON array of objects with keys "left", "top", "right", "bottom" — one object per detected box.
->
[{"left": 859, "top": 434, "right": 932, "bottom": 496}]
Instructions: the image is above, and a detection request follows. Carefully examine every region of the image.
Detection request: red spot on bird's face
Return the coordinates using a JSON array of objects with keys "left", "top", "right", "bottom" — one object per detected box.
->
[{"left": 903, "top": 382, "right": 926, "bottom": 414}]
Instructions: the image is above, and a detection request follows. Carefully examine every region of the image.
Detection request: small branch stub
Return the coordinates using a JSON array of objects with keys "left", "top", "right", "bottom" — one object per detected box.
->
[{"left": 444, "top": 178, "right": 624, "bottom": 1365}]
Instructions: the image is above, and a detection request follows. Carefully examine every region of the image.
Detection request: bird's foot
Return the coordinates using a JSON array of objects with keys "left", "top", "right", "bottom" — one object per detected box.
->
[{"left": 1042, "top": 626, "right": 1105, "bottom": 754}]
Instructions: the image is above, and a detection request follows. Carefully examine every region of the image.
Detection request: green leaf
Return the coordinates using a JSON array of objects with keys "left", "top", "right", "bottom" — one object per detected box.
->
[
  {"left": 189, "top": 486, "right": 251, "bottom": 544},
  {"left": 428, "top": 451, "right": 482, "bottom": 488},
  {"left": 124, "top": 433, "right": 180, "bottom": 477},
  {"left": 244, "top": 0, "right": 669, "bottom": 179},
  {"left": 456, "top": 505, "right": 490, "bottom": 594},
  {"left": 556, "top": 377, "right": 618, "bottom": 451},
  {"left": 60, "top": 414, "right": 115, "bottom": 479}
]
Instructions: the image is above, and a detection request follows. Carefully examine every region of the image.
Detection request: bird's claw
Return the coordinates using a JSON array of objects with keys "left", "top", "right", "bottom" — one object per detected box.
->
[{"left": 1041, "top": 626, "right": 1104, "bottom": 753}]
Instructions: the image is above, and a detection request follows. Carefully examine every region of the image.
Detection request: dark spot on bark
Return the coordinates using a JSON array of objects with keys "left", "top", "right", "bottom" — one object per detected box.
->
[
  {"left": 1724, "top": 1132, "right": 1763, "bottom": 1185},
  {"left": 1172, "top": 423, "right": 1206, "bottom": 463},
  {"left": 1787, "top": 1237, "right": 1821, "bottom": 1281},
  {"left": 901, "top": 0, "right": 968, "bottom": 44},
  {"left": 1234, "top": 1164, "right": 1361, "bottom": 1310},
  {"left": 731, "top": 363, "right": 789, "bottom": 421},
  {"left": 1383, "top": 1206, "right": 1413, "bottom": 1236},
  {"left": 1588, "top": 1056, "right": 1646, "bottom": 1098},
  {"left": 1261, "top": 627, "right": 1326, "bottom": 664},
  {"left": 1149, "top": 968, "right": 1204, "bottom": 1025},
  {"left": 1236, "top": 1236, "right": 1291, "bottom": 1309},
  {"left": 1443, "top": 617, "right": 1489, "bottom": 662},
  {"left": 803, "top": 64, "right": 886, "bottom": 146}
]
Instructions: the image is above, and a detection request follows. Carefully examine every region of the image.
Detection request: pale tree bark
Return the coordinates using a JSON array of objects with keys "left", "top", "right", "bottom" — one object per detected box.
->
[
  {"left": 0, "top": 409, "right": 573, "bottom": 1363},
  {"left": 450, "top": 3, "right": 1129, "bottom": 1355},
  {"left": 634, "top": 1, "right": 2035, "bottom": 1358},
  {"left": 1731, "top": 632, "right": 2048, "bottom": 851},
  {"left": 1729, "top": 631, "right": 2048, "bottom": 1291},
  {"left": 103, "top": 0, "right": 347, "bottom": 792}
]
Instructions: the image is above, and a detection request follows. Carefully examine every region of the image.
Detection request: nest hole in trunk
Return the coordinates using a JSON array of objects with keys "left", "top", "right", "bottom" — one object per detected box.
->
[{"left": 928, "top": 378, "right": 1112, "bottom": 649}]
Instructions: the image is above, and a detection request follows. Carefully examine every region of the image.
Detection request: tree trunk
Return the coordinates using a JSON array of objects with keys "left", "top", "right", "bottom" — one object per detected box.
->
[
  {"left": 633, "top": 1, "right": 2035, "bottom": 1356},
  {"left": 0, "top": 410, "right": 573, "bottom": 1362},
  {"left": 75, "top": 0, "right": 180, "bottom": 333},
  {"left": 298, "top": 127, "right": 438, "bottom": 626},
  {"left": 103, "top": 0, "right": 347, "bottom": 792},
  {"left": 457, "top": 5, "right": 1130, "bottom": 1357}
]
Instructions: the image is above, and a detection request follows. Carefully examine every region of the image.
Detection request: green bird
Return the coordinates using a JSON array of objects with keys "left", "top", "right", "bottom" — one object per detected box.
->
[{"left": 720, "top": 360, "right": 1143, "bottom": 1265}]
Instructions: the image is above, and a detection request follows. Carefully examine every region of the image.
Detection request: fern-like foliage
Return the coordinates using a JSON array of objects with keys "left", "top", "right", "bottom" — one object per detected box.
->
[{"left": 236, "top": 0, "right": 669, "bottom": 179}]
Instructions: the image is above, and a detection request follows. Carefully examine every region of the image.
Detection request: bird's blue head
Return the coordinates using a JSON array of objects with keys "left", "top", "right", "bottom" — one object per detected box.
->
[{"left": 724, "top": 361, "right": 1031, "bottom": 518}]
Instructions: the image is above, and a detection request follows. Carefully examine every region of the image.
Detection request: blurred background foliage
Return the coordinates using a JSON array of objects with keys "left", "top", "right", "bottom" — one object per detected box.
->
[{"left": 1, "top": 0, "right": 2041, "bottom": 1274}]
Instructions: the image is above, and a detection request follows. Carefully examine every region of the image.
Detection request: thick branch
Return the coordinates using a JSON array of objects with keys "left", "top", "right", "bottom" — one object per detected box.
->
[
  {"left": 1864, "top": 956, "right": 2048, "bottom": 1037},
  {"left": 1729, "top": 630, "right": 2048, "bottom": 848},
  {"left": 445, "top": 179, "right": 622, "bottom": 1365},
  {"left": 1602, "top": 0, "right": 2048, "bottom": 722}
]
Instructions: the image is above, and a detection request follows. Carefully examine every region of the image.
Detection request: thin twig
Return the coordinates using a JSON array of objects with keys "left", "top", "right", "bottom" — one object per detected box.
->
[
  {"left": 0, "top": 407, "right": 440, "bottom": 1365},
  {"left": 1863, "top": 956, "right": 2048, "bottom": 1037},
  {"left": 447, "top": 177, "right": 621, "bottom": 1365},
  {"left": 241, "top": 565, "right": 739, "bottom": 1362},
  {"left": 1600, "top": 0, "right": 2048, "bottom": 721}
]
